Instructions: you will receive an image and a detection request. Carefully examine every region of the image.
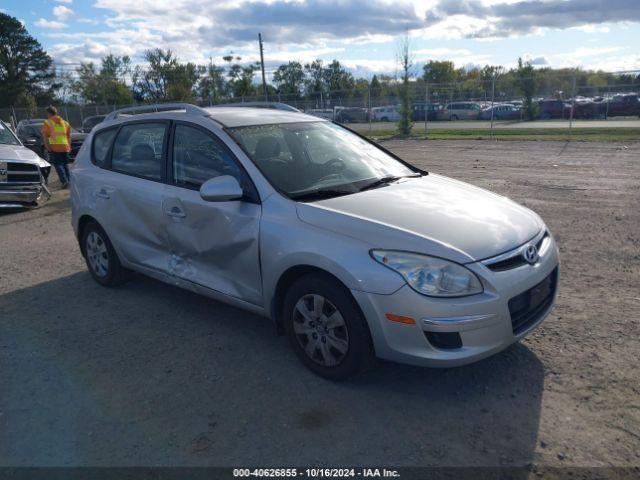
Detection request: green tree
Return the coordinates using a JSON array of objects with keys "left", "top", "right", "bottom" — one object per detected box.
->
[
  {"left": 223, "top": 55, "right": 259, "bottom": 98},
  {"left": 322, "top": 60, "right": 354, "bottom": 92},
  {"left": 132, "top": 49, "right": 199, "bottom": 102},
  {"left": 423, "top": 60, "right": 458, "bottom": 85},
  {"left": 198, "top": 59, "right": 226, "bottom": 104},
  {"left": 0, "top": 13, "right": 56, "bottom": 107},
  {"left": 273, "top": 61, "right": 304, "bottom": 96},
  {"left": 515, "top": 57, "right": 537, "bottom": 120},
  {"left": 75, "top": 54, "right": 133, "bottom": 105},
  {"left": 397, "top": 37, "right": 413, "bottom": 136},
  {"left": 369, "top": 74, "right": 381, "bottom": 98}
]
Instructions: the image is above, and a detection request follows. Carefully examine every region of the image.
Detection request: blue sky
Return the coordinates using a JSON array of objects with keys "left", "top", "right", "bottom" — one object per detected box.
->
[{"left": 3, "top": 0, "right": 640, "bottom": 78}]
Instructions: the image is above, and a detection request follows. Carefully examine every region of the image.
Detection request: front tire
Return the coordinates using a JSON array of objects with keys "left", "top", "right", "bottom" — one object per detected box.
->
[
  {"left": 283, "top": 273, "right": 375, "bottom": 380},
  {"left": 82, "top": 221, "right": 129, "bottom": 287}
]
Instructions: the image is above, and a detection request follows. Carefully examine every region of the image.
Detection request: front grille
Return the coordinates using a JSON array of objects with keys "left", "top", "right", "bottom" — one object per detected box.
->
[
  {"left": 0, "top": 162, "right": 41, "bottom": 184},
  {"left": 487, "top": 232, "right": 548, "bottom": 272},
  {"left": 508, "top": 267, "right": 558, "bottom": 334}
]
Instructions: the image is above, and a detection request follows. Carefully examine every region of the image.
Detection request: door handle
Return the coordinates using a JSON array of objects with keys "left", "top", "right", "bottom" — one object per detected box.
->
[
  {"left": 166, "top": 206, "right": 186, "bottom": 218},
  {"left": 95, "top": 188, "right": 110, "bottom": 199}
]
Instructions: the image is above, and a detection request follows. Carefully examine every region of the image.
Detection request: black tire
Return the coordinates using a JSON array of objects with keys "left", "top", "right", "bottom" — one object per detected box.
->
[
  {"left": 283, "top": 273, "right": 375, "bottom": 380},
  {"left": 451, "top": 114, "right": 459, "bottom": 121},
  {"left": 81, "top": 220, "right": 129, "bottom": 287}
]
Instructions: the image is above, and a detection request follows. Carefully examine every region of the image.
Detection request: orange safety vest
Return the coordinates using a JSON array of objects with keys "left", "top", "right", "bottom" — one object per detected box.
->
[{"left": 43, "top": 116, "right": 71, "bottom": 153}]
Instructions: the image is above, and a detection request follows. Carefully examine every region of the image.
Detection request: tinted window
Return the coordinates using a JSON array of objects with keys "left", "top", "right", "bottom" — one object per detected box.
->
[
  {"left": 92, "top": 128, "right": 117, "bottom": 167},
  {"left": 172, "top": 124, "right": 243, "bottom": 189},
  {"left": 111, "top": 123, "right": 165, "bottom": 180}
]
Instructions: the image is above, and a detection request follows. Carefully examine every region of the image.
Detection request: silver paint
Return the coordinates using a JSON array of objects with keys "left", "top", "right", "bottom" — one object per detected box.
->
[{"left": 71, "top": 107, "right": 560, "bottom": 368}]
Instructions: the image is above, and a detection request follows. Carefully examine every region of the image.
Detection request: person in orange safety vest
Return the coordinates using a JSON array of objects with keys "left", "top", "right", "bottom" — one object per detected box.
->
[{"left": 42, "top": 105, "right": 72, "bottom": 188}]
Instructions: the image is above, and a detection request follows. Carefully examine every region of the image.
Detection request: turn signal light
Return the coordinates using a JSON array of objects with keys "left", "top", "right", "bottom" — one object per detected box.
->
[{"left": 385, "top": 313, "right": 416, "bottom": 325}]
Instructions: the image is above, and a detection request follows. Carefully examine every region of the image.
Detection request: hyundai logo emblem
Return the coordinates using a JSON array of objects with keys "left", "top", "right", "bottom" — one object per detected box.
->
[{"left": 522, "top": 244, "right": 539, "bottom": 264}]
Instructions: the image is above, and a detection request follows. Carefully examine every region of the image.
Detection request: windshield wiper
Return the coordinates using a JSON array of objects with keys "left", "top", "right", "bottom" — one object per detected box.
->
[
  {"left": 359, "top": 173, "right": 422, "bottom": 192},
  {"left": 290, "top": 188, "right": 354, "bottom": 202}
]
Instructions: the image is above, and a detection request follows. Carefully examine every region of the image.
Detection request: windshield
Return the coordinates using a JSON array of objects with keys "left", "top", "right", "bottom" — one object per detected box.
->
[
  {"left": 229, "top": 121, "right": 418, "bottom": 199},
  {"left": 0, "top": 122, "right": 21, "bottom": 146}
]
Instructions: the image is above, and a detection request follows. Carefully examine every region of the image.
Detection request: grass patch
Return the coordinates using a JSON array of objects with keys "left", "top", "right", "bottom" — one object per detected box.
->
[{"left": 361, "top": 128, "right": 640, "bottom": 142}]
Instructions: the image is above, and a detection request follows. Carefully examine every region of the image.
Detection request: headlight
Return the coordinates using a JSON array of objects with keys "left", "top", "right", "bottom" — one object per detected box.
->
[{"left": 371, "top": 250, "right": 483, "bottom": 297}]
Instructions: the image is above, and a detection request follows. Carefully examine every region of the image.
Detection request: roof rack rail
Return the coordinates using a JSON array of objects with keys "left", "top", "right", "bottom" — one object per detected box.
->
[
  {"left": 210, "top": 101, "right": 300, "bottom": 112},
  {"left": 104, "top": 103, "right": 209, "bottom": 121}
]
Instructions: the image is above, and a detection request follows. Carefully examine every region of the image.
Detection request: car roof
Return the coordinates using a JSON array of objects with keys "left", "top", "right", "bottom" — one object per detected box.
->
[{"left": 203, "top": 107, "right": 325, "bottom": 128}]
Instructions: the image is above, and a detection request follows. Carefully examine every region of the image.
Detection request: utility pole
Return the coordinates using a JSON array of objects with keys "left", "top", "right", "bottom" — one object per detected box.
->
[{"left": 258, "top": 33, "right": 267, "bottom": 101}]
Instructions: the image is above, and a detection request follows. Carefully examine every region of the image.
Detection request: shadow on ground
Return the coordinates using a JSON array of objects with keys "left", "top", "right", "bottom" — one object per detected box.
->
[{"left": 0, "top": 271, "right": 545, "bottom": 466}]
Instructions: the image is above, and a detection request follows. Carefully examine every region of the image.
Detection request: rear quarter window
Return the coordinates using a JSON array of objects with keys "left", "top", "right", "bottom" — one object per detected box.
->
[{"left": 92, "top": 128, "right": 117, "bottom": 167}]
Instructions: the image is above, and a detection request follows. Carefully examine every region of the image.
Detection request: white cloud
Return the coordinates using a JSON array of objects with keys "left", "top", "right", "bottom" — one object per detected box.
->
[
  {"left": 39, "top": 0, "right": 640, "bottom": 75},
  {"left": 53, "top": 5, "right": 74, "bottom": 21},
  {"left": 34, "top": 18, "right": 67, "bottom": 29}
]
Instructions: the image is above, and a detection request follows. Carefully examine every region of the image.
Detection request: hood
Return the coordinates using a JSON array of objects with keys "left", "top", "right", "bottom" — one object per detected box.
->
[
  {"left": 0, "top": 144, "right": 51, "bottom": 168},
  {"left": 296, "top": 174, "right": 543, "bottom": 263}
]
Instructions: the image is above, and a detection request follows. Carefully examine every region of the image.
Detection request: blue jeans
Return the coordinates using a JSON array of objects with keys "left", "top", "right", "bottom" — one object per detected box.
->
[{"left": 49, "top": 151, "right": 70, "bottom": 184}]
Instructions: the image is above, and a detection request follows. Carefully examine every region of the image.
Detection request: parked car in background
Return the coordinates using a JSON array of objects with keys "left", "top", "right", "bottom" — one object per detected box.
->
[
  {"left": 16, "top": 121, "right": 47, "bottom": 158},
  {"left": 371, "top": 105, "right": 400, "bottom": 122},
  {"left": 537, "top": 99, "right": 574, "bottom": 120},
  {"left": 305, "top": 109, "right": 335, "bottom": 120},
  {"left": 0, "top": 120, "right": 51, "bottom": 208},
  {"left": 71, "top": 103, "right": 559, "bottom": 380},
  {"left": 605, "top": 93, "right": 640, "bottom": 118},
  {"left": 81, "top": 115, "right": 106, "bottom": 133},
  {"left": 334, "top": 107, "right": 369, "bottom": 123},
  {"left": 478, "top": 104, "right": 521, "bottom": 121},
  {"left": 16, "top": 119, "right": 87, "bottom": 160},
  {"left": 573, "top": 99, "right": 606, "bottom": 119},
  {"left": 410, "top": 103, "right": 440, "bottom": 121},
  {"left": 436, "top": 102, "right": 482, "bottom": 121}
]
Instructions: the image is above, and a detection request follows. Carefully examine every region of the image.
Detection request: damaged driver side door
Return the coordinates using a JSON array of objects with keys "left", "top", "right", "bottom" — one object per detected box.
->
[{"left": 162, "top": 122, "right": 263, "bottom": 305}]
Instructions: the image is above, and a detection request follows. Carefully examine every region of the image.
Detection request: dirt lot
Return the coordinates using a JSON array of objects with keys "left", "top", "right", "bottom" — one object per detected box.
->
[{"left": 1, "top": 140, "right": 639, "bottom": 468}]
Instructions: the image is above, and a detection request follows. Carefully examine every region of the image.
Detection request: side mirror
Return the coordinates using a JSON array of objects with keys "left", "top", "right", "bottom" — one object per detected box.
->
[{"left": 199, "top": 175, "right": 244, "bottom": 202}]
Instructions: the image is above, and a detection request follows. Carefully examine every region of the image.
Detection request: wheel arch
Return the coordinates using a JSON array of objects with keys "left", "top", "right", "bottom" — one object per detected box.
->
[
  {"left": 270, "top": 265, "right": 362, "bottom": 335},
  {"left": 77, "top": 214, "right": 98, "bottom": 256}
]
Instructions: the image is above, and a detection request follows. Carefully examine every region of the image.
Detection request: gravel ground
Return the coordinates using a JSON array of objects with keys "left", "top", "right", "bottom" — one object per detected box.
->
[{"left": 1, "top": 140, "right": 639, "bottom": 468}]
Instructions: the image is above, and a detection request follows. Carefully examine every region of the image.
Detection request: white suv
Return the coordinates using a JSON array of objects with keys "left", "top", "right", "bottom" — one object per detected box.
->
[{"left": 71, "top": 103, "right": 559, "bottom": 380}]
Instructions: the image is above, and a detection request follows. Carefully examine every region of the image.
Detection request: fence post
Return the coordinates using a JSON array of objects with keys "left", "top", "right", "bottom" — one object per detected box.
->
[
  {"left": 568, "top": 73, "right": 577, "bottom": 140},
  {"left": 490, "top": 73, "right": 496, "bottom": 139},
  {"left": 424, "top": 80, "right": 429, "bottom": 138},
  {"left": 449, "top": 87, "right": 453, "bottom": 121},
  {"left": 368, "top": 85, "right": 372, "bottom": 133}
]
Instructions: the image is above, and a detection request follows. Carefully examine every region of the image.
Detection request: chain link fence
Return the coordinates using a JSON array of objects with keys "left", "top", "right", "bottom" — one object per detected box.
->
[{"left": 1, "top": 70, "right": 638, "bottom": 138}]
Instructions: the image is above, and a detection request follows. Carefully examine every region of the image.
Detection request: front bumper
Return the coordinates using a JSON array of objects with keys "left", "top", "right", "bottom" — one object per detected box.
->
[
  {"left": 0, "top": 185, "right": 46, "bottom": 208},
  {"left": 352, "top": 234, "right": 560, "bottom": 367}
]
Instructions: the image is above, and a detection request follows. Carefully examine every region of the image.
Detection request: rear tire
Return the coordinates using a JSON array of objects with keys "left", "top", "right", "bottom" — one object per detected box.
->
[
  {"left": 283, "top": 273, "right": 375, "bottom": 380},
  {"left": 82, "top": 221, "right": 129, "bottom": 287}
]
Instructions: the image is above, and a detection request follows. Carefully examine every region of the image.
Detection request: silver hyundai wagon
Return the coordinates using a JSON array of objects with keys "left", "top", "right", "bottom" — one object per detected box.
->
[{"left": 71, "top": 103, "right": 559, "bottom": 380}]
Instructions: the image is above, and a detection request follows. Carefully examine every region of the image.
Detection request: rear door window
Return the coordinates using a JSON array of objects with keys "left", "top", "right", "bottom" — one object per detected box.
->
[{"left": 92, "top": 128, "right": 117, "bottom": 167}]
